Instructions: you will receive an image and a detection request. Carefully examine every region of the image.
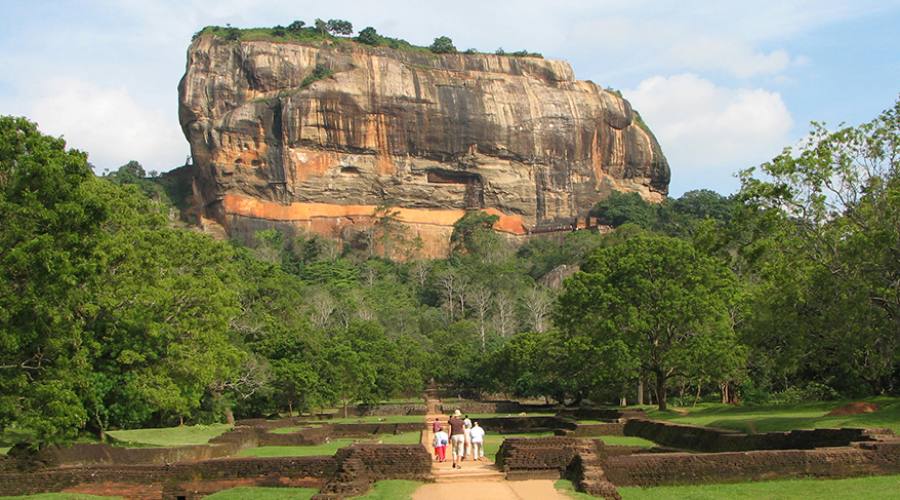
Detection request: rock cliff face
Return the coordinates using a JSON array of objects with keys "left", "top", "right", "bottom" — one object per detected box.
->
[{"left": 178, "top": 35, "right": 669, "bottom": 258}]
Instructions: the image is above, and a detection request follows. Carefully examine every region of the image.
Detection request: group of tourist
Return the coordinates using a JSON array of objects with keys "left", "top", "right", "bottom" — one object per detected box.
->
[{"left": 432, "top": 409, "right": 486, "bottom": 468}]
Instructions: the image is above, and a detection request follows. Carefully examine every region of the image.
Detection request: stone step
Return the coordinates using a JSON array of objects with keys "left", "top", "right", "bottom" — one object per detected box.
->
[{"left": 433, "top": 470, "right": 506, "bottom": 483}]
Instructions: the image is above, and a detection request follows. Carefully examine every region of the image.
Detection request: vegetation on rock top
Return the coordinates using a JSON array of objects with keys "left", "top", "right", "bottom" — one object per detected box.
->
[{"left": 194, "top": 19, "right": 543, "bottom": 58}]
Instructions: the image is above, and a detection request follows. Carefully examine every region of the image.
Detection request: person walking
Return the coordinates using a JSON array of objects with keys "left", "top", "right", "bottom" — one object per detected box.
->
[
  {"left": 433, "top": 425, "right": 449, "bottom": 462},
  {"left": 463, "top": 414, "right": 473, "bottom": 460},
  {"left": 469, "top": 421, "right": 485, "bottom": 461},
  {"left": 448, "top": 409, "right": 466, "bottom": 469}
]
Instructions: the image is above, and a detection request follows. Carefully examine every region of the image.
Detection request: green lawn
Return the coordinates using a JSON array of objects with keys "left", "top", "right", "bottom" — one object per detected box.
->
[
  {"left": 312, "top": 415, "right": 424, "bottom": 425},
  {"left": 353, "top": 480, "right": 422, "bottom": 499},
  {"left": 105, "top": 423, "right": 232, "bottom": 447},
  {"left": 460, "top": 412, "right": 556, "bottom": 419},
  {"left": 643, "top": 396, "right": 900, "bottom": 434},
  {"left": 598, "top": 436, "right": 656, "bottom": 447},
  {"left": 555, "top": 479, "right": 596, "bottom": 499},
  {"left": 482, "top": 432, "right": 553, "bottom": 461},
  {"left": 0, "top": 446, "right": 9, "bottom": 455},
  {"left": 617, "top": 474, "right": 900, "bottom": 499},
  {"left": 268, "top": 425, "right": 323, "bottom": 434},
  {"left": 0, "top": 495, "right": 121, "bottom": 500},
  {"left": 204, "top": 487, "right": 316, "bottom": 499},
  {"left": 237, "top": 432, "right": 421, "bottom": 458}
]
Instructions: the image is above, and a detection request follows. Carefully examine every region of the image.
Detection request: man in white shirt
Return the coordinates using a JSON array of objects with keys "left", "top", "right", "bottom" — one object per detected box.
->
[{"left": 469, "top": 421, "right": 485, "bottom": 461}]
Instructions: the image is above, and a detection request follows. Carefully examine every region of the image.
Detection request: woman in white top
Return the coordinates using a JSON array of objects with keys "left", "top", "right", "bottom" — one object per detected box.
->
[
  {"left": 463, "top": 415, "right": 473, "bottom": 460},
  {"left": 469, "top": 421, "right": 485, "bottom": 461}
]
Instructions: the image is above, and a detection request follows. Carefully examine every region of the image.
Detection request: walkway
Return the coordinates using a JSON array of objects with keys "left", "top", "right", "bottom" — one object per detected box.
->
[{"left": 416, "top": 393, "right": 568, "bottom": 500}]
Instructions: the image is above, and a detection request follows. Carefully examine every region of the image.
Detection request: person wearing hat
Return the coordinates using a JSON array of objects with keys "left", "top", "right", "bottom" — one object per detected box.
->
[{"left": 448, "top": 409, "right": 466, "bottom": 469}]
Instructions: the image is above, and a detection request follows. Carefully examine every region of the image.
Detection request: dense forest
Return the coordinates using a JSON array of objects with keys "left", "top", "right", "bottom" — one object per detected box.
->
[{"left": 0, "top": 97, "right": 897, "bottom": 445}]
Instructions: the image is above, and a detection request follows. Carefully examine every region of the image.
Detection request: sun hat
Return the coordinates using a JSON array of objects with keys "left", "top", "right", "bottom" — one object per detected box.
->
[{"left": 453, "top": 409, "right": 462, "bottom": 416}]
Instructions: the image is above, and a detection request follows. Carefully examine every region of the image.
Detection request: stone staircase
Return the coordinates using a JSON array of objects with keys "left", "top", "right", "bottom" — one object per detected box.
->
[{"left": 432, "top": 460, "right": 506, "bottom": 483}]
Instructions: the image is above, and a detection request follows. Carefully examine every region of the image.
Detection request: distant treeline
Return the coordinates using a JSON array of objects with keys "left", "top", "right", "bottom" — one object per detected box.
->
[{"left": 194, "top": 19, "right": 543, "bottom": 58}]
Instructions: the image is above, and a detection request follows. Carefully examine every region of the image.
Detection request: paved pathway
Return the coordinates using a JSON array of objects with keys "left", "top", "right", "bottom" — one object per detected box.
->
[{"left": 416, "top": 394, "right": 568, "bottom": 500}]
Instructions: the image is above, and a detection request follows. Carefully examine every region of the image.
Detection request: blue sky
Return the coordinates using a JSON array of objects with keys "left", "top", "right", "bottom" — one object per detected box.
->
[{"left": 1, "top": 0, "right": 898, "bottom": 196}]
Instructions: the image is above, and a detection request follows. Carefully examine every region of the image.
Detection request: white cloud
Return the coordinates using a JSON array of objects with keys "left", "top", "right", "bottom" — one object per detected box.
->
[
  {"left": 625, "top": 74, "right": 793, "bottom": 194},
  {"left": 25, "top": 78, "right": 188, "bottom": 172}
]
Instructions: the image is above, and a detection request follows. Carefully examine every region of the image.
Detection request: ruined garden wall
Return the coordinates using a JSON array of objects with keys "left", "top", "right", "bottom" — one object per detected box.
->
[
  {"left": 624, "top": 419, "right": 884, "bottom": 452},
  {"left": 604, "top": 441, "right": 900, "bottom": 486}
]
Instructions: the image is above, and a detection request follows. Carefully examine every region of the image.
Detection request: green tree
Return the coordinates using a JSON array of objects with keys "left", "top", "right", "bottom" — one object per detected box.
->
[
  {"left": 430, "top": 36, "right": 456, "bottom": 54},
  {"left": 326, "top": 19, "right": 353, "bottom": 36},
  {"left": 554, "top": 235, "right": 741, "bottom": 410},
  {"left": 0, "top": 116, "right": 107, "bottom": 443},
  {"left": 357, "top": 26, "right": 380, "bottom": 45},
  {"left": 737, "top": 96, "right": 899, "bottom": 394},
  {"left": 314, "top": 18, "right": 328, "bottom": 36},
  {"left": 287, "top": 20, "right": 305, "bottom": 32},
  {"left": 590, "top": 191, "right": 659, "bottom": 229}
]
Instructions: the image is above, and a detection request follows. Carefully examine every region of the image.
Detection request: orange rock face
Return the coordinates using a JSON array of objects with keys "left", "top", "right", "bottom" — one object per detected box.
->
[{"left": 178, "top": 35, "right": 669, "bottom": 258}]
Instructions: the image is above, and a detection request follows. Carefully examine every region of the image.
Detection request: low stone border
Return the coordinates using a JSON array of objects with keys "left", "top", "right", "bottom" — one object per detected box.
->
[
  {"left": 604, "top": 441, "right": 900, "bottom": 486},
  {"left": 624, "top": 419, "right": 893, "bottom": 452}
]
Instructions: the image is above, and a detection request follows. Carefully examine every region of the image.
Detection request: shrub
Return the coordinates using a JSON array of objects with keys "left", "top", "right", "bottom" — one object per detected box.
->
[
  {"left": 430, "top": 36, "right": 456, "bottom": 54},
  {"left": 357, "top": 26, "right": 380, "bottom": 46},
  {"left": 287, "top": 20, "right": 305, "bottom": 32},
  {"left": 301, "top": 64, "right": 333, "bottom": 88}
]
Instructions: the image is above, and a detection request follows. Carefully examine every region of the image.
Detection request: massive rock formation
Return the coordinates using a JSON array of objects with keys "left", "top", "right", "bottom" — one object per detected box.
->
[{"left": 178, "top": 34, "right": 669, "bottom": 258}]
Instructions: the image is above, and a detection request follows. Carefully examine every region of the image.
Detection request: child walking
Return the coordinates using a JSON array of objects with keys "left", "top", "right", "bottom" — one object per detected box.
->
[{"left": 433, "top": 425, "right": 449, "bottom": 462}]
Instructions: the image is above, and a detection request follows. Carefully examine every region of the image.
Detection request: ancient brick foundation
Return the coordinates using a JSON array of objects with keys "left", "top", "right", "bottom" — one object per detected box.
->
[
  {"left": 313, "top": 444, "right": 431, "bottom": 500},
  {"left": 495, "top": 437, "right": 620, "bottom": 499},
  {"left": 605, "top": 441, "right": 900, "bottom": 486},
  {"left": 624, "top": 419, "right": 889, "bottom": 452}
]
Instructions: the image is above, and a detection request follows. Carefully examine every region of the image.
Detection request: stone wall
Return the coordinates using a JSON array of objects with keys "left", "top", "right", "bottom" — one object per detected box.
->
[
  {"left": 258, "top": 423, "right": 423, "bottom": 447},
  {"left": 0, "top": 456, "right": 336, "bottom": 497},
  {"left": 313, "top": 444, "right": 432, "bottom": 499},
  {"left": 605, "top": 442, "right": 900, "bottom": 486},
  {"left": 440, "top": 399, "right": 557, "bottom": 415},
  {"left": 569, "top": 423, "right": 626, "bottom": 437},
  {"left": 556, "top": 408, "right": 647, "bottom": 422},
  {"left": 495, "top": 437, "right": 620, "bottom": 500},
  {"left": 624, "top": 419, "right": 887, "bottom": 452},
  {"left": 476, "top": 416, "right": 576, "bottom": 434}
]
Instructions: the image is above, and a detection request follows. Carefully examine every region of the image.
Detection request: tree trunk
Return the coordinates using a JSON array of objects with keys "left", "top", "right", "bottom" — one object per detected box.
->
[
  {"left": 224, "top": 407, "right": 235, "bottom": 425},
  {"left": 655, "top": 370, "right": 667, "bottom": 411},
  {"left": 179, "top": 415, "right": 184, "bottom": 427},
  {"left": 619, "top": 395, "right": 627, "bottom": 407},
  {"left": 288, "top": 400, "right": 293, "bottom": 417},
  {"left": 637, "top": 380, "right": 644, "bottom": 406},
  {"left": 343, "top": 401, "right": 349, "bottom": 419}
]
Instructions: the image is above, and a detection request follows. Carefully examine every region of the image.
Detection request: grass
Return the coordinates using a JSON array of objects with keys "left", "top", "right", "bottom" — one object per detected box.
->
[
  {"left": 643, "top": 396, "right": 900, "bottom": 434},
  {"left": 598, "top": 436, "right": 656, "bottom": 447},
  {"left": 482, "top": 432, "right": 553, "bottom": 461},
  {"left": 106, "top": 423, "right": 232, "bottom": 447},
  {"left": 555, "top": 479, "right": 595, "bottom": 499},
  {"left": 0, "top": 495, "right": 122, "bottom": 500},
  {"left": 237, "top": 432, "right": 421, "bottom": 458},
  {"left": 315, "top": 415, "right": 424, "bottom": 424},
  {"left": 353, "top": 480, "right": 422, "bottom": 499},
  {"left": 204, "top": 487, "right": 317, "bottom": 499},
  {"left": 617, "top": 474, "right": 900, "bottom": 499},
  {"left": 0, "top": 447, "right": 8, "bottom": 455},
  {"left": 465, "top": 412, "right": 556, "bottom": 420},
  {"left": 269, "top": 425, "right": 323, "bottom": 434}
]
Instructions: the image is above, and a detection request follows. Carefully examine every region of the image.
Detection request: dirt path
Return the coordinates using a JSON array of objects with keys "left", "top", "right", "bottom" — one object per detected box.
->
[
  {"left": 418, "top": 395, "right": 569, "bottom": 500},
  {"left": 412, "top": 479, "right": 570, "bottom": 500}
]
